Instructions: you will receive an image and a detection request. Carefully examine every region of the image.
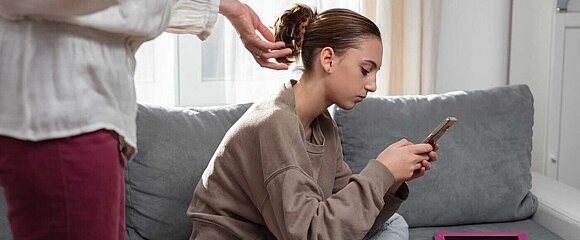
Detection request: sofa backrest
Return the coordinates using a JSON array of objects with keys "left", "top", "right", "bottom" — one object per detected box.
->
[
  {"left": 125, "top": 103, "right": 251, "bottom": 240},
  {"left": 331, "top": 84, "right": 538, "bottom": 227},
  {"left": 0, "top": 84, "right": 539, "bottom": 239}
]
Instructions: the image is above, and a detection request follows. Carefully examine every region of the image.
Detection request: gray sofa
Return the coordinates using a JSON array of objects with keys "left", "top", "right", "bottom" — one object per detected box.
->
[{"left": 1, "top": 84, "right": 580, "bottom": 239}]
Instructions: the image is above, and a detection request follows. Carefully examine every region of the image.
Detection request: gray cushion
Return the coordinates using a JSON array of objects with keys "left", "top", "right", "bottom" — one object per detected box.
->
[
  {"left": 331, "top": 84, "right": 538, "bottom": 227},
  {"left": 126, "top": 103, "right": 251, "bottom": 240},
  {"left": 410, "top": 219, "right": 562, "bottom": 240}
]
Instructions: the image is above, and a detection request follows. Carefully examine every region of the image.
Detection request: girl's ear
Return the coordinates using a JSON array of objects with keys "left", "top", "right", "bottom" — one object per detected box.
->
[{"left": 319, "top": 47, "right": 335, "bottom": 73}]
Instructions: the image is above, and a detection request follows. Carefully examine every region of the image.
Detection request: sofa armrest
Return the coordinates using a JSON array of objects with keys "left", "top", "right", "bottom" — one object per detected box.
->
[{"left": 530, "top": 172, "right": 580, "bottom": 240}]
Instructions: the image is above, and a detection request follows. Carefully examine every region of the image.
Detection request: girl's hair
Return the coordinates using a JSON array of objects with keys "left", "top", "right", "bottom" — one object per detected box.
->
[{"left": 274, "top": 4, "right": 381, "bottom": 71}]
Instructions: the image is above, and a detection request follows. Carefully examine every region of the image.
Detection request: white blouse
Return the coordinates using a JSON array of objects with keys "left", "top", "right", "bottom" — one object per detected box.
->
[{"left": 0, "top": 0, "right": 219, "bottom": 159}]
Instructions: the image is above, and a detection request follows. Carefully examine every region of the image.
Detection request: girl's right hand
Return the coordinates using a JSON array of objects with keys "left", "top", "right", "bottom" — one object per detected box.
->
[{"left": 376, "top": 139, "right": 434, "bottom": 182}]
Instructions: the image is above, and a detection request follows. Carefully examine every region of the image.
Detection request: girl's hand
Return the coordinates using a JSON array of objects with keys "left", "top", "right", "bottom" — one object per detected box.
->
[{"left": 376, "top": 139, "right": 434, "bottom": 182}]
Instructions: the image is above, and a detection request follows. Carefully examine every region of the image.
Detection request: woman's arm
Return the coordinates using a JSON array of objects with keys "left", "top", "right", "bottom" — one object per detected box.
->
[
  {"left": 0, "top": 0, "right": 118, "bottom": 19},
  {"left": 166, "top": 0, "right": 291, "bottom": 70}
]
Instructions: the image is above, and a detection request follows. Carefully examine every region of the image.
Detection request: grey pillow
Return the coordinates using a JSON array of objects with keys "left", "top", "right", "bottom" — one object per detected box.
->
[
  {"left": 126, "top": 103, "right": 251, "bottom": 240},
  {"left": 331, "top": 84, "right": 538, "bottom": 227}
]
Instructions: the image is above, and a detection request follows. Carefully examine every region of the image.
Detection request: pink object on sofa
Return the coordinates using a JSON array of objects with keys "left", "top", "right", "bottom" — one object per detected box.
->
[{"left": 434, "top": 231, "right": 528, "bottom": 240}]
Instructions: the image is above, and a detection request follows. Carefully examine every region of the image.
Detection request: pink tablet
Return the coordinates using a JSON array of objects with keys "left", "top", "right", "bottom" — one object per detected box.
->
[{"left": 434, "top": 232, "right": 528, "bottom": 240}]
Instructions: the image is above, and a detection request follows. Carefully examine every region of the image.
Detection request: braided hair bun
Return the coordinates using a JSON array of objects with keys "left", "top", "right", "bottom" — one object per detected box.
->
[{"left": 273, "top": 4, "right": 317, "bottom": 64}]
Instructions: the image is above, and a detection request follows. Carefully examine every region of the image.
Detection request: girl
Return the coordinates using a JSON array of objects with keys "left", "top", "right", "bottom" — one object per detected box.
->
[{"left": 188, "top": 4, "right": 437, "bottom": 239}]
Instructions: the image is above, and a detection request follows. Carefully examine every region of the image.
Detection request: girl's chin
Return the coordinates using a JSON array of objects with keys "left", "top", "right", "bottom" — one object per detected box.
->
[{"left": 337, "top": 102, "right": 357, "bottom": 110}]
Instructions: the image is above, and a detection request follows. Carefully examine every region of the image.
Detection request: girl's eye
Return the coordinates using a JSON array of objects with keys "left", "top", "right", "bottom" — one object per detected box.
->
[{"left": 361, "top": 68, "right": 370, "bottom": 76}]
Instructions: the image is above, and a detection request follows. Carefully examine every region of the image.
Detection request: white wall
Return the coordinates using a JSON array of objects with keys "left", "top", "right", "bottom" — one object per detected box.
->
[
  {"left": 509, "top": 0, "right": 555, "bottom": 173},
  {"left": 444, "top": 0, "right": 578, "bottom": 175},
  {"left": 436, "top": 0, "right": 512, "bottom": 93},
  {"left": 437, "top": 0, "right": 554, "bottom": 172}
]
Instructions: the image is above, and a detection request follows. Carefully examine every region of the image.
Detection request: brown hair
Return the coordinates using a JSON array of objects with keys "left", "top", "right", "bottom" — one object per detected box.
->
[{"left": 274, "top": 4, "right": 381, "bottom": 72}]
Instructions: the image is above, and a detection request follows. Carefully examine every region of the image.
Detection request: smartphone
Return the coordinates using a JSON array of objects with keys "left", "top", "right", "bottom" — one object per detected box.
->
[{"left": 422, "top": 117, "right": 457, "bottom": 144}]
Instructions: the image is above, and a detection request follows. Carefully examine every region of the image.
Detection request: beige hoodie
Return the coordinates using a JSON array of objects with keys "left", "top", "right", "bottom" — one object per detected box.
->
[{"left": 188, "top": 80, "right": 408, "bottom": 240}]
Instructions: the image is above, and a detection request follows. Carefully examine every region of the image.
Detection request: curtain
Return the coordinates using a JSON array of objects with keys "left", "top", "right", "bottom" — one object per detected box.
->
[{"left": 361, "top": 0, "right": 442, "bottom": 96}]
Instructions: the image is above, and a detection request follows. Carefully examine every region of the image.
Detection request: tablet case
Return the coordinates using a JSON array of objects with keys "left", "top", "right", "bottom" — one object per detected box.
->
[{"left": 434, "top": 232, "right": 528, "bottom": 240}]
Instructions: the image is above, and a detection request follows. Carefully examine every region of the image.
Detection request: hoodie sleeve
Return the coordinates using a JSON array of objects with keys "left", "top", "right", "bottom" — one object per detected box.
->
[{"left": 258, "top": 111, "right": 403, "bottom": 240}]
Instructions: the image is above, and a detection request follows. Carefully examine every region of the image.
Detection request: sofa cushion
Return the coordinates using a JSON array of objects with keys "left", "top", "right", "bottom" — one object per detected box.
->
[
  {"left": 126, "top": 103, "right": 251, "bottom": 240},
  {"left": 331, "top": 84, "right": 538, "bottom": 227}
]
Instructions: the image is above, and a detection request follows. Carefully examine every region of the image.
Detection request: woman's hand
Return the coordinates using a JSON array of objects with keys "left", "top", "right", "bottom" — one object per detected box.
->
[{"left": 219, "top": 0, "right": 293, "bottom": 70}]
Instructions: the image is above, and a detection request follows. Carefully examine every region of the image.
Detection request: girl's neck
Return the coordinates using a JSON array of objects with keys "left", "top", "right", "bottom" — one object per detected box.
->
[{"left": 292, "top": 72, "right": 331, "bottom": 134}]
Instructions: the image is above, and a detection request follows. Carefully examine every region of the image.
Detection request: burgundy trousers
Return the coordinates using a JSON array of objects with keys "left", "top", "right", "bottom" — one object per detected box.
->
[{"left": 0, "top": 130, "right": 125, "bottom": 240}]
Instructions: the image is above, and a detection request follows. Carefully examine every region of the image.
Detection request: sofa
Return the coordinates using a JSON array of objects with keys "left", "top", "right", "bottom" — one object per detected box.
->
[{"left": 1, "top": 84, "right": 580, "bottom": 239}]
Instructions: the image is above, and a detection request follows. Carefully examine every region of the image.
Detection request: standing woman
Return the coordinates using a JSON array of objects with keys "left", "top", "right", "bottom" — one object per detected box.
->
[
  {"left": 188, "top": 4, "right": 437, "bottom": 240},
  {"left": 0, "top": 0, "right": 290, "bottom": 239}
]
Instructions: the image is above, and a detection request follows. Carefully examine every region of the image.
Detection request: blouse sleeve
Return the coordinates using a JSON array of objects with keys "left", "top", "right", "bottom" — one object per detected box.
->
[
  {"left": 0, "top": 0, "right": 119, "bottom": 20},
  {"left": 165, "top": 0, "right": 220, "bottom": 40}
]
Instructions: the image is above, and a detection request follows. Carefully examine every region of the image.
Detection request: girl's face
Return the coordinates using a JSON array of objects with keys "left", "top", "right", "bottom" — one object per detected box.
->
[{"left": 325, "top": 37, "right": 383, "bottom": 110}]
